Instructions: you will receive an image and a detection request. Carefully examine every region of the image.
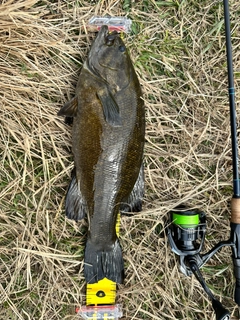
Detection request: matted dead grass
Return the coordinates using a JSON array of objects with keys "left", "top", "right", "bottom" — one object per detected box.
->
[{"left": 0, "top": 0, "right": 240, "bottom": 319}]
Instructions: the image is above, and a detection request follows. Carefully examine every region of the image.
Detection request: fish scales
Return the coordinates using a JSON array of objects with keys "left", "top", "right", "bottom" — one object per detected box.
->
[{"left": 58, "top": 25, "right": 145, "bottom": 284}]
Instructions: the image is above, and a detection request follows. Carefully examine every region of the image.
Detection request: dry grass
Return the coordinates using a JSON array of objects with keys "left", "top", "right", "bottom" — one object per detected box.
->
[{"left": 0, "top": 0, "right": 240, "bottom": 319}]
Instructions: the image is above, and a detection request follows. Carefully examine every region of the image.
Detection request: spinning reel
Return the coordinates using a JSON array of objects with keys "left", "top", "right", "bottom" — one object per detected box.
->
[{"left": 167, "top": 207, "right": 233, "bottom": 320}]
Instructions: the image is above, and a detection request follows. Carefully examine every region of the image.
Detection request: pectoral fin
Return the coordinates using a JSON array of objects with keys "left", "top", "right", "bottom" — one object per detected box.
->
[
  {"left": 97, "top": 89, "right": 122, "bottom": 127},
  {"left": 58, "top": 96, "right": 78, "bottom": 117}
]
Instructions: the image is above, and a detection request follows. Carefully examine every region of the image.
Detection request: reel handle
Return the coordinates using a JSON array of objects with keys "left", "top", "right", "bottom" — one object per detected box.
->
[
  {"left": 212, "top": 299, "right": 230, "bottom": 320},
  {"left": 187, "top": 257, "right": 230, "bottom": 320}
]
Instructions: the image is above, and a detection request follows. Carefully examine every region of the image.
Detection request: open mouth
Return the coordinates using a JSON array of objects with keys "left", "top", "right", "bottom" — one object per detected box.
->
[{"left": 105, "top": 31, "right": 118, "bottom": 46}]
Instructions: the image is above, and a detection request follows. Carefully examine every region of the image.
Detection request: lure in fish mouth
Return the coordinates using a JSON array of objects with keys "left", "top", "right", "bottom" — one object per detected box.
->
[{"left": 58, "top": 25, "right": 145, "bottom": 284}]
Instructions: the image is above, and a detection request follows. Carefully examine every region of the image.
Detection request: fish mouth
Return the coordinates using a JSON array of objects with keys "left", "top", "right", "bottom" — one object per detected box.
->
[
  {"left": 92, "top": 26, "right": 120, "bottom": 52},
  {"left": 105, "top": 30, "right": 118, "bottom": 46},
  {"left": 98, "top": 25, "right": 119, "bottom": 46}
]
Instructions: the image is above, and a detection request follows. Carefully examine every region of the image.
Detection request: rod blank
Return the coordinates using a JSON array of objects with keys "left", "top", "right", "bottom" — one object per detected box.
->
[{"left": 223, "top": 0, "right": 240, "bottom": 198}]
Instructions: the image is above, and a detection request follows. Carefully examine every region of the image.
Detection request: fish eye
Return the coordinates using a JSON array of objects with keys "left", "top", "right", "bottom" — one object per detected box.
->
[{"left": 119, "top": 45, "right": 126, "bottom": 52}]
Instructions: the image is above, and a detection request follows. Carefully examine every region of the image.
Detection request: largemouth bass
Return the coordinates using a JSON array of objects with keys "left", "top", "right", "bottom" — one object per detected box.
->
[{"left": 58, "top": 25, "right": 145, "bottom": 284}]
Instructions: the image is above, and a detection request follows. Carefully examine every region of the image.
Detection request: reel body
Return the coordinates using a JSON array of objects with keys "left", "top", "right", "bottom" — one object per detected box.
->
[
  {"left": 168, "top": 209, "right": 206, "bottom": 254},
  {"left": 167, "top": 208, "right": 231, "bottom": 320}
]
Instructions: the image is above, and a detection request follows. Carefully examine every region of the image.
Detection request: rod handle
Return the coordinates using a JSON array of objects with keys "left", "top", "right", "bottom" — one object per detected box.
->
[{"left": 231, "top": 198, "right": 240, "bottom": 224}]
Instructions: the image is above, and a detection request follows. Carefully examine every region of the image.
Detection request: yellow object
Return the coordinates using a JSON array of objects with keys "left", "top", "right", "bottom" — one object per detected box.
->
[
  {"left": 86, "top": 278, "right": 116, "bottom": 305},
  {"left": 86, "top": 213, "right": 121, "bottom": 306}
]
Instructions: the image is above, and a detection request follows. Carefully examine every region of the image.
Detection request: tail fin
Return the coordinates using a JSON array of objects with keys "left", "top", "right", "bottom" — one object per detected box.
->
[
  {"left": 65, "top": 169, "right": 87, "bottom": 221},
  {"left": 84, "top": 239, "right": 124, "bottom": 284}
]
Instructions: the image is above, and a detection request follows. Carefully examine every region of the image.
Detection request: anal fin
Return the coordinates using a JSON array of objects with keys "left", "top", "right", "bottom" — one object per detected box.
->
[
  {"left": 120, "top": 163, "right": 144, "bottom": 213},
  {"left": 65, "top": 169, "right": 87, "bottom": 221}
]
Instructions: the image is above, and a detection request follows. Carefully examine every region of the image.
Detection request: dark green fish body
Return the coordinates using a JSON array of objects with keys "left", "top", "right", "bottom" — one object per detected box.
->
[{"left": 58, "top": 26, "right": 145, "bottom": 284}]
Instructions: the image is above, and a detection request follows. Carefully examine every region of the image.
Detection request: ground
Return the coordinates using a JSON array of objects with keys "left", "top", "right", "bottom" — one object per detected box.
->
[{"left": 0, "top": 0, "right": 240, "bottom": 319}]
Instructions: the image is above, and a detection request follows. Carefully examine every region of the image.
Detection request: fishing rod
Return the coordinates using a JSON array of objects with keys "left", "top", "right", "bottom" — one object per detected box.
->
[
  {"left": 166, "top": 1, "right": 240, "bottom": 319},
  {"left": 225, "top": 0, "right": 240, "bottom": 313}
]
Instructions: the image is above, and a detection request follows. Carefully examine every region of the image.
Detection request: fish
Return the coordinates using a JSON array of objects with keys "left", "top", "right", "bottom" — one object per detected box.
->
[{"left": 58, "top": 25, "right": 145, "bottom": 284}]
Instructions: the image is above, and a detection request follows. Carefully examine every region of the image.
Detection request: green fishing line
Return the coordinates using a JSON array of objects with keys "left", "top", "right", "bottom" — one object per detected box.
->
[{"left": 172, "top": 212, "right": 199, "bottom": 227}]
